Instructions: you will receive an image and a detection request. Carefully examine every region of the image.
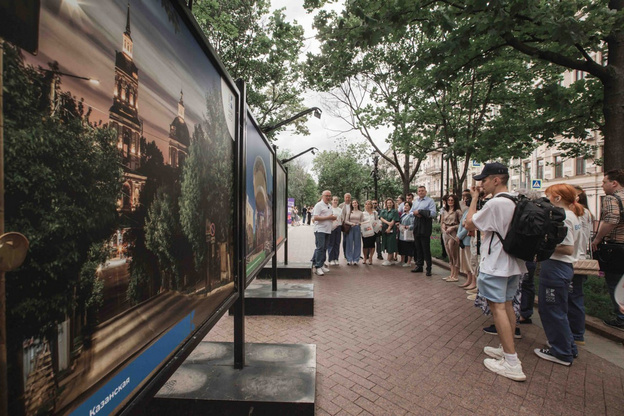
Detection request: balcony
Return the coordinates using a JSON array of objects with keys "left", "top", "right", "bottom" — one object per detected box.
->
[{"left": 425, "top": 164, "right": 442, "bottom": 175}]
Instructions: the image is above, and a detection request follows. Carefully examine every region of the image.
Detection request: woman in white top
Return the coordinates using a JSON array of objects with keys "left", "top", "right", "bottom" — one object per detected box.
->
[
  {"left": 327, "top": 196, "right": 343, "bottom": 266},
  {"left": 344, "top": 199, "right": 365, "bottom": 265},
  {"left": 361, "top": 200, "right": 379, "bottom": 265},
  {"left": 568, "top": 186, "right": 594, "bottom": 345},
  {"left": 534, "top": 184, "right": 584, "bottom": 367}
]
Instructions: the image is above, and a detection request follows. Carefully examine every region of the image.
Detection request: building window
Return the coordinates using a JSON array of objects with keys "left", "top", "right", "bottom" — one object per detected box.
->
[
  {"left": 524, "top": 162, "right": 531, "bottom": 189},
  {"left": 554, "top": 156, "right": 563, "bottom": 178},
  {"left": 536, "top": 159, "right": 544, "bottom": 179},
  {"left": 576, "top": 157, "right": 586, "bottom": 176}
]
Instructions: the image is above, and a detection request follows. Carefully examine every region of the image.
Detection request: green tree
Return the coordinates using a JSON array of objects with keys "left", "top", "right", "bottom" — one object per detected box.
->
[
  {"left": 278, "top": 149, "right": 318, "bottom": 208},
  {"left": 192, "top": 0, "right": 310, "bottom": 137},
  {"left": 306, "top": 19, "right": 436, "bottom": 196},
  {"left": 3, "top": 45, "right": 122, "bottom": 411},
  {"left": 305, "top": 0, "right": 620, "bottom": 170},
  {"left": 179, "top": 79, "right": 236, "bottom": 289},
  {"left": 312, "top": 140, "right": 371, "bottom": 201}
]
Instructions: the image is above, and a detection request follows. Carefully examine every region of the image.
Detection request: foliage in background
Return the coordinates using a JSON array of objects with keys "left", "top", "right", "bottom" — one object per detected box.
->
[
  {"left": 193, "top": 0, "right": 309, "bottom": 137},
  {"left": 277, "top": 149, "right": 318, "bottom": 207},
  {"left": 312, "top": 139, "right": 371, "bottom": 202},
  {"left": 305, "top": 0, "right": 618, "bottom": 170}
]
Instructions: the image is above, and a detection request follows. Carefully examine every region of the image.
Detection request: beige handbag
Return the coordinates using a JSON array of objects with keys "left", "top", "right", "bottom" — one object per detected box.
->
[
  {"left": 573, "top": 244, "right": 600, "bottom": 276},
  {"left": 573, "top": 258, "right": 600, "bottom": 276}
]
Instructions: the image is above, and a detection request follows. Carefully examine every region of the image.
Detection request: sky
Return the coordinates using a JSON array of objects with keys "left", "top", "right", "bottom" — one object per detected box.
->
[{"left": 269, "top": 0, "right": 389, "bottom": 171}]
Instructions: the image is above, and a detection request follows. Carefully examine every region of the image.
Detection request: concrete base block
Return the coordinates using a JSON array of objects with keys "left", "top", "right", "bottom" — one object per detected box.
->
[
  {"left": 151, "top": 342, "right": 316, "bottom": 416},
  {"left": 229, "top": 282, "right": 314, "bottom": 316},
  {"left": 258, "top": 262, "right": 312, "bottom": 279}
]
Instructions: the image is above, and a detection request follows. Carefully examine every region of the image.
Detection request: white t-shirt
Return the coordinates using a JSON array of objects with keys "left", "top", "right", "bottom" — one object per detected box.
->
[
  {"left": 313, "top": 200, "right": 334, "bottom": 234},
  {"left": 331, "top": 207, "right": 343, "bottom": 230},
  {"left": 472, "top": 193, "right": 527, "bottom": 277},
  {"left": 551, "top": 209, "right": 582, "bottom": 264},
  {"left": 576, "top": 208, "right": 593, "bottom": 259}
]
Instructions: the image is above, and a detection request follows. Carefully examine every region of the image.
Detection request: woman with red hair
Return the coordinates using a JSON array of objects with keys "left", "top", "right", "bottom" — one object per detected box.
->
[{"left": 534, "top": 184, "right": 584, "bottom": 367}]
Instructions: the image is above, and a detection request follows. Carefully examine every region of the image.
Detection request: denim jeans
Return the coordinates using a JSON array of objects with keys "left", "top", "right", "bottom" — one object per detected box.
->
[
  {"left": 345, "top": 225, "right": 362, "bottom": 263},
  {"left": 539, "top": 259, "right": 575, "bottom": 363},
  {"left": 520, "top": 261, "right": 537, "bottom": 319},
  {"left": 327, "top": 227, "right": 342, "bottom": 262},
  {"left": 313, "top": 232, "right": 330, "bottom": 268},
  {"left": 569, "top": 274, "right": 587, "bottom": 342}
]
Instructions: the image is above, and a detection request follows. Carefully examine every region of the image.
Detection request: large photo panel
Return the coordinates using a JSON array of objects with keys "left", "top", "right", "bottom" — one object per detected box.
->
[
  {"left": 245, "top": 111, "right": 274, "bottom": 280},
  {"left": 4, "top": 1, "right": 238, "bottom": 414}
]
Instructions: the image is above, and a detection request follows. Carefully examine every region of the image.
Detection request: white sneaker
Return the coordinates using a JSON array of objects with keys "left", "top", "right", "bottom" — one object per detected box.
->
[
  {"left": 315, "top": 268, "right": 324, "bottom": 276},
  {"left": 483, "top": 344, "right": 504, "bottom": 359},
  {"left": 483, "top": 358, "right": 526, "bottom": 381},
  {"left": 322, "top": 267, "right": 330, "bottom": 273},
  {"left": 382, "top": 260, "right": 391, "bottom": 266},
  {"left": 324, "top": 262, "right": 329, "bottom": 268},
  {"left": 402, "top": 263, "right": 411, "bottom": 267}
]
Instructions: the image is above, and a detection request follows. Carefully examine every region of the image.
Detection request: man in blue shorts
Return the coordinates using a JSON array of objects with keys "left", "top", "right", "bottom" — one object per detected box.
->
[{"left": 465, "top": 163, "right": 528, "bottom": 381}]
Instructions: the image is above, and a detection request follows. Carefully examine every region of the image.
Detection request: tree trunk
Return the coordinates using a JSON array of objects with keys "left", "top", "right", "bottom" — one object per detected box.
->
[{"left": 603, "top": 28, "right": 624, "bottom": 171}]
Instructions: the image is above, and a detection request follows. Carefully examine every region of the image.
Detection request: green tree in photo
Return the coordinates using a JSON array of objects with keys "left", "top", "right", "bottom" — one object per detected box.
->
[
  {"left": 3, "top": 45, "right": 122, "bottom": 411},
  {"left": 127, "top": 140, "right": 178, "bottom": 303},
  {"left": 179, "top": 83, "right": 236, "bottom": 287}
]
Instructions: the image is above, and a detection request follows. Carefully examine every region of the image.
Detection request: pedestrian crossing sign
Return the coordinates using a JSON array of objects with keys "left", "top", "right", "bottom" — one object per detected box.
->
[{"left": 531, "top": 179, "right": 542, "bottom": 190}]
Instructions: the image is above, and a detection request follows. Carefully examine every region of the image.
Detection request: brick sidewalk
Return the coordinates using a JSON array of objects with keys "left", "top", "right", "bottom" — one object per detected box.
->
[{"left": 205, "top": 225, "right": 624, "bottom": 415}]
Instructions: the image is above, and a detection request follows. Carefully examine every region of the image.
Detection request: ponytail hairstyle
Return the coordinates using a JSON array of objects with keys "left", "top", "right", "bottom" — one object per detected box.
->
[{"left": 544, "top": 184, "right": 584, "bottom": 217}]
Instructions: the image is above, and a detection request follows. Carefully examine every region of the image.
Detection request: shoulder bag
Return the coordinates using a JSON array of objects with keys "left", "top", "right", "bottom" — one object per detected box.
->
[{"left": 593, "top": 193, "right": 624, "bottom": 274}]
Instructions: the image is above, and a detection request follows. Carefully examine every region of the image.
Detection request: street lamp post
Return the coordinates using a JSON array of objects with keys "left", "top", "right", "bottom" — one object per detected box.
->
[
  {"left": 281, "top": 147, "right": 319, "bottom": 165},
  {"left": 262, "top": 107, "right": 322, "bottom": 135}
]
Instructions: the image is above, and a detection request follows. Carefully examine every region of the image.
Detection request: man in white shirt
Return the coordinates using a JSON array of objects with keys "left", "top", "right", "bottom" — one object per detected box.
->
[
  {"left": 466, "top": 162, "right": 528, "bottom": 382},
  {"left": 312, "top": 190, "right": 337, "bottom": 276}
]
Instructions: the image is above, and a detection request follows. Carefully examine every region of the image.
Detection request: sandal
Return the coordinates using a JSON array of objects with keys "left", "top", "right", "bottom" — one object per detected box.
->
[{"left": 446, "top": 278, "right": 459, "bottom": 282}]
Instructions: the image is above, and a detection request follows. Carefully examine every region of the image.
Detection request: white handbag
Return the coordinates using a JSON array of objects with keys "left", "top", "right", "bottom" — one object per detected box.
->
[{"left": 361, "top": 221, "right": 375, "bottom": 237}]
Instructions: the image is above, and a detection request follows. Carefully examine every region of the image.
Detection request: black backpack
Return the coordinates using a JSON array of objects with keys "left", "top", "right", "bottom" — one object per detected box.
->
[{"left": 489, "top": 194, "right": 567, "bottom": 262}]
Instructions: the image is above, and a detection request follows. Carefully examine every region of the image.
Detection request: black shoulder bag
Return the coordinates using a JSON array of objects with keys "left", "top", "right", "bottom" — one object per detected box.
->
[{"left": 593, "top": 194, "right": 624, "bottom": 274}]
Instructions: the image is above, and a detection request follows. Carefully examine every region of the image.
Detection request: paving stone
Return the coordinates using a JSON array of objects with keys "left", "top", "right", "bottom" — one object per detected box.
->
[{"left": 201, "top": 225, "right": 624, "bottom": 415}]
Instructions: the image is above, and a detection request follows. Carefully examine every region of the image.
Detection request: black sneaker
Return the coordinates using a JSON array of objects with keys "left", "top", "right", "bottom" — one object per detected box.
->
[
  {"left": 603, "top": 318, "right": 624, "bottom": 331},
  {"left": 483, "top": 324, "right": 522, "bottom": 339},
  {"left": 534, "top": 348, "right": 572, "bottom": 366},
  {"left": 426, "top": 270, "right": 432, "bottom": 276},
  {"left": 411, "top": 268, "right": 423, "bottom": 273}
]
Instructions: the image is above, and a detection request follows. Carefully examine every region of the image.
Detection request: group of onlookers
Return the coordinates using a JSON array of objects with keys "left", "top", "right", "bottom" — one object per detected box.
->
[
  {"left": 309, "top": 164, "right": 624, "bottom": 384},
  {"left": 458, "top": 164, "right": 624, "bottom": 382},
  {"left": 310, "top": 187, "right": 438, "bottom": 274}
]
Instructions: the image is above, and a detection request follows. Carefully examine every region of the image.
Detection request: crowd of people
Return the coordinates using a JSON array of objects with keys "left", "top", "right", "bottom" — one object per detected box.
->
[
  {"left": 309, "top": 186, "right": 438, "bottom": 275},
  {"left": 307, "top": 165, "right": 624, "bottom": 382}
]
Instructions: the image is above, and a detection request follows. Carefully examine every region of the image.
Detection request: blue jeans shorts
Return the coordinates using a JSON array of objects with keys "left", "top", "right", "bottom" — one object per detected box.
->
[{"left": 478, "top": 272, "right": 522, "bottom": 303}]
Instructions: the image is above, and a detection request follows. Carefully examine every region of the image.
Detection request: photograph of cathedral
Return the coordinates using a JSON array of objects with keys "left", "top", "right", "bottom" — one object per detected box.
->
[{"left": 6, "top": 1, "right": 238, "bottom": 414}]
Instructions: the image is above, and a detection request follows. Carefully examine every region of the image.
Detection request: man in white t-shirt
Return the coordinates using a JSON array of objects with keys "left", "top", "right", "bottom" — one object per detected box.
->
[
  {"left": 312, "top": 190, "right": 337, "bottom": 276},
  {"left": 465, "top": 162, "right": 528, "bottom": 382}
]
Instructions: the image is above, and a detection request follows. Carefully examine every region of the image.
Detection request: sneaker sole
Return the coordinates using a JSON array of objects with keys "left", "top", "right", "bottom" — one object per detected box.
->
[
  {"left": 534, "top": 349, "right": 571, "bottom": 366},
  {"left": 483, "top": 359, "right": 526, "bottom": 381}
]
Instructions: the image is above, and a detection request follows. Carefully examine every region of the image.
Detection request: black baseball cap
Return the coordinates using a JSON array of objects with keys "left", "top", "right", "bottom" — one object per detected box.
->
[{"left": 473, "top": 162, "right": 508, "bottom": 181}]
